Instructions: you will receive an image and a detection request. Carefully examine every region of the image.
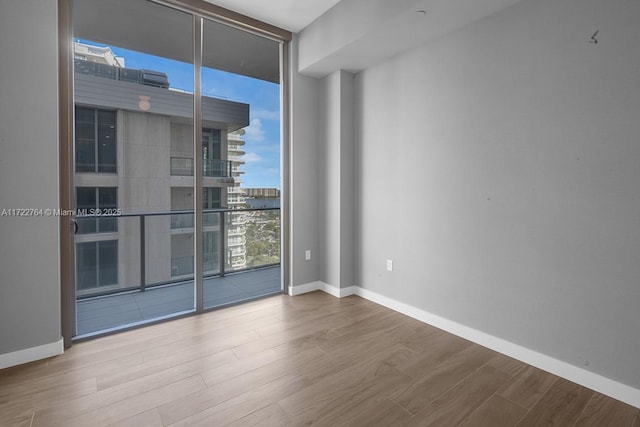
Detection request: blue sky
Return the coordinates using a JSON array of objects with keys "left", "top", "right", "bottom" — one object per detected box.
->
[{"left": 81, "top": 40, "right": 281, "bottom": 189}]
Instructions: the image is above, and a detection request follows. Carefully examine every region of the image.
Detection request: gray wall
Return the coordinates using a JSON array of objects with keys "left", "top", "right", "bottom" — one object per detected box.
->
[
  {"left": 289, "top": 35, "right": 321, "bottom": 288},
  {"left": 355, "top": 0, "right": 640, "bottom": 388},
  {"left": 318, "top": 70, "right": 356, "bottom": 289},
  {"left": 0, "top": 0, "right": 61, "bottom": 356}
]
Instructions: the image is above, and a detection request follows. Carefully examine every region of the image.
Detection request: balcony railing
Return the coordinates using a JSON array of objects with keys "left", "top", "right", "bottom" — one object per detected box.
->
[
  {"left": 170, "top": 157, "right": 233, "bottom": 178},
  {"left": 74, "top": 207, "right": 280, "bottom": 298},
  {"left": 171, "top": 255, "right": 218, "bottom": 276},
  {"left": 171, "top": 212, "right": 219, "bottom": 230},
  {"left": 170, "top": 213, "right": 194, "bottom": 229}
]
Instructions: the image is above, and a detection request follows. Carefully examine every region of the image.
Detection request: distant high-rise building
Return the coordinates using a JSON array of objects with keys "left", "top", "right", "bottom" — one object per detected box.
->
[
  {"left": 226, "top": 130, "right": 247, "bottom": 270},
  {"left": 244, "top": 188, "right": 280, "bottom": 198}
]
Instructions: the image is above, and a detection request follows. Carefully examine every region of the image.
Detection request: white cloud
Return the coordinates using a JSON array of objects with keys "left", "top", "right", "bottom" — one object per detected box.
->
[
  {"left": 252, "top": 109, "right": 280, "bottom": 121},
  {"left": 243, "top": 152, "right": 263, "bottom": 163},
  {"left": 244, "top": 118, "right": 266, "bottom": 142}
]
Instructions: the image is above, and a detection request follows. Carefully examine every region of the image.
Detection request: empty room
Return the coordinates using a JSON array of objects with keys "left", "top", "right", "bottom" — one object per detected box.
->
[{"left": 1, "top": 0, "right": 639, "bottom": 425}]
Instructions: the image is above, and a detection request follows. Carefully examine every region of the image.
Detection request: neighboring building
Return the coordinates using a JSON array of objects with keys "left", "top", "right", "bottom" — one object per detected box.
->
[
  {"left": 74, "top": 43, "right": 249, "bottom": 295},
  {"left": 244, "top": 188, "right": 281, "bottom": 209},
  {"left": 226, "top": 130, "right": 247, "bottom": 270},
  {"left": 74, "top": 41, "right": 125, "bottom": 67},
  {"left": 244, "top": 188, "right": 280, "bottom": 198}
]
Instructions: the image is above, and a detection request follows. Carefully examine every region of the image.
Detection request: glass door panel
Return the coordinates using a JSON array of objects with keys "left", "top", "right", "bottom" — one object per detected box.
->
[
  {"left": 201, "top": 18, "right": 283, "bottom": 309},
  {"left": 72, "top": 0, "right": 195, "bottom": 336}
]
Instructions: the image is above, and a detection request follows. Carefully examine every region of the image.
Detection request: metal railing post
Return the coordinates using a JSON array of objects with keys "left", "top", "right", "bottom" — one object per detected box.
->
[
  {"left": 140, "top": 215, "right": 146, "bottom": 291},
  {"left": 219, "top": 210, "right": 226, "bottom": 277}
]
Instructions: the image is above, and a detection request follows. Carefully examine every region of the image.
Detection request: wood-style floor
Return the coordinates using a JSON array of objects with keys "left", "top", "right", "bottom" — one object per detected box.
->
[{"left": 1, "top": 292, "right": 638, "bottom": 426}]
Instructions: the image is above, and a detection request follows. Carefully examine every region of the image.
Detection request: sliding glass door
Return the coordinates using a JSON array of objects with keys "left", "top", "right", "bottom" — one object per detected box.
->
[
  {"left": 68, "top": 0, "right": 284, "bottom": 338},
  {"left": 200, "top": 18, "right": 283, "bottom": 309}
]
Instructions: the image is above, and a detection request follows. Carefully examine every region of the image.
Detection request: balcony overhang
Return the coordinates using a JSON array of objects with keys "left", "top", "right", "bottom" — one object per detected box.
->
[{"left": 73, "top": 0, "right": 281, "bottom": 84}]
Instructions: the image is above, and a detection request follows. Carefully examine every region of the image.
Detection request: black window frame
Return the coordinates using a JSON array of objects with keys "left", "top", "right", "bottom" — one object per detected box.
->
[{"left": 75, "top": 106, "right": 117, "bottom": 173}]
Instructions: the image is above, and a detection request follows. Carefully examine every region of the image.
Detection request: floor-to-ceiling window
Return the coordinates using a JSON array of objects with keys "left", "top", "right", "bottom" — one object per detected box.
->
[
  {"left": 200, "top": 17, "right": 283, "bottom": 309},
  {"left": 65, "top": 0, "right": 288, "bottom": 339}
]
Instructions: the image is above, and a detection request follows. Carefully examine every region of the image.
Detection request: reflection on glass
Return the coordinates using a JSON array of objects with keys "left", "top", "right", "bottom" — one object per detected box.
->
[
  {"left": 73, "top": 0, "right": 195, "bottom": 336},
  {"left": 200, "top": 18, "right": 282, "bottom": 309}
]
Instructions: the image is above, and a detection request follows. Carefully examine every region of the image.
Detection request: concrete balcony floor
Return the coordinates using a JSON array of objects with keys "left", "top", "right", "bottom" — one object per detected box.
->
[{"left": 76, "top": 265, "right": 281, "bottom": 336}]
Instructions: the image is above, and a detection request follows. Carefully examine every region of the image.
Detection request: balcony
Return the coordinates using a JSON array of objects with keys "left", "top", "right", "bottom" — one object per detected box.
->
[
  {"left": 77, "top": 265, "right": 280, "bottom": 336},
  {"left": 227, "top": 187, "right": 245, "bottom": 195},
  {"left": 228, "top": 196, "right": 245, "bottom": 204},
  {"left": 74, "top": 207, "right": 281, "bottom": 336},
  {"left": 228, "top": 236, "right": 246, "bottom": 246},
  {"left": 228, "top": 226, "right": 246, "bottom": 236},
  {"left": 170, "top": 157, "right": 233, "bottom": 178},
  {"left": 230, "top": 214, "right": 247, "bottom": 226},
  {"left": 170, "top": 212, "right": 219, "bottom": 230}
]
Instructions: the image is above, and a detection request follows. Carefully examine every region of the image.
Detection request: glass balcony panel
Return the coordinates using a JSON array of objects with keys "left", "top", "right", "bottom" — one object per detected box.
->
[
  {"left": 244, "top": 209, "right": 281, "bottom": 270},
  {"left": 75, "top": 209, "right": 280, "bottom": 336},
  {"left": 170, "top": 157, "right": 194, "bottom": 176},
  {"left": 171, "top": 213, "right": 194, "bottom": 229}
]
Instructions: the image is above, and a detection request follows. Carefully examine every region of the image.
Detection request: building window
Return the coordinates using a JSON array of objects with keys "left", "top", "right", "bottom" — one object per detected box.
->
[
  {"left": 203, "top": 187, "right": 221, "bottom": 209},
  {"left": 202, "top": 129, "right": 222, "bottom": 177},
  {"left": 203, "top": 230, "right": 219, "bottom": 272},
  {"left": 75, "top": 106, "right": 117, "bottom": 173},
  {"left": 203, "top": 187, "right": 221, "bottom": 228},
  {"left": 76, "top": 187, "right": 118, "bottom": 234},
  {"left": 76, "top": 240, "right": 118, "bottom": 290}
]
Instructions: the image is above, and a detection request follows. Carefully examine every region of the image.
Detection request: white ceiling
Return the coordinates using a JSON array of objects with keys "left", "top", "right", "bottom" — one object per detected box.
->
[
  {"left": 296, "top": 0, "right": 528, "bottom": 76},
  {"left": 205, "top": 0, "right": 527, "bottom": 77},
  {"left": 202, "top": 0, "right": 342, "bottom": 33}
]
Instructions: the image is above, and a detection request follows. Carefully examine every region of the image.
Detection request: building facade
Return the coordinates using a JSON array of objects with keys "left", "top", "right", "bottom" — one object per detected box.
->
[{"left": 74, "top": 43, "right": 249, "bottom": 296}]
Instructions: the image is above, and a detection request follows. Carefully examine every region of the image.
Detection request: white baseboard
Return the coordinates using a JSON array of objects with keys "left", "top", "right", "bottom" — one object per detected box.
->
[
  {"left": 290, "top": 281, "right": 357, "bottom": 298},
  {"left": 354, "top": 286, "right": 640, "bottom": 410},
  {"left": 289, "top": 281, "right": 323, "bottom": 296},
  {"left": 0, "top": 338, "right": 64, "bottom": 370},
  {"left": 291, "top": 282, "right": 640, "bottom": 409}
]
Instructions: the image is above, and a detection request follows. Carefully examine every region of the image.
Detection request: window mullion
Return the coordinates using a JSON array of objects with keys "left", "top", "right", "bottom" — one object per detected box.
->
[{"left": 94, "top": 109, "right": 99, "bottom": 172}]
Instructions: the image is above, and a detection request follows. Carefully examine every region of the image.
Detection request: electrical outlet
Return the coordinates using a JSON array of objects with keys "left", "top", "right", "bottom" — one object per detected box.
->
[
  {"left": 386, "top": 259, "right": 393, "bottom": 272},
  {"left": 305, "top": 250, "right": 311, "bottom": 260}
]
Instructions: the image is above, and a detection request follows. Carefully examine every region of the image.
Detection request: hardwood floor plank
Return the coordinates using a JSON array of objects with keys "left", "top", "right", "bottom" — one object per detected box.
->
[
  {"left": 278, "top": 344, "right": 415, "bottom": 424},
  {"left": 199, "top": 345, "right": 292, "bottom": 386},
  {"left": 338, "top": 296, "right": 395, "bottom": 322},
  {"left": 458, "top": 395, "right": 528, "bottom": 427},
  {"left": 574, "top": 393, "right": 640, "bottom": 427},
  {"left": 31, "top": 350, "right": 235, "bottom": 425},
  {"left": 515, "top": 378, "right": 594, "bottom": 427},
  {"left": 331, "top": 310, "right": 405, "bottom": 337},
  {"left": 230, "top": 313, "right": 353, "bottom": 359},
  {"left": 486, "top": 353, "right": 527, "bottom": 377},
  {"left": 394, "top": 330, "right": 474, "bottom": 380},
  {"left": 225, "top": 403, "right": 292, "bottom": 427},
  {"left": 158, "top": 347, "right": 327, "bottom": 425},
  {"left": 339, "top": 398, "right": 414, "bottom": 427},
  {"left": 164, "top": 374, "right": 312, "bottom": 426},
  {"left": 0, "top": 377, "right": 96, "bottom": 424},
  {"left": 498, "top": 365, "right": 557, "bottom": 409},
  {"left": 106, "top": 408, "right": 163, "bottom": 427},
  {"left": 392, "top": 317, "right": 444, "bottom": 353},
  {"left": 319, "top": 324, "right": 419, "bottom": 373},
  {"left": 286, "top": 368, "right": 413, "bottom": 426},
  {"left": 393, "top": 343, "right": 496, "bottom": 414},
  {"left": 1, "top": 411, "right": 34, "bottom": 427},
  {"left": 96, "top": 341, "right": 239, "bottom": 390},
  {"left": 0, "top": 359, "right": 51, "bottom": 389},
  {"left": 41, "top": 375, "right": 206, "bottom": 427},
  {"left": 405, "top": 365, "right": 511, "bottom": 426}
]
